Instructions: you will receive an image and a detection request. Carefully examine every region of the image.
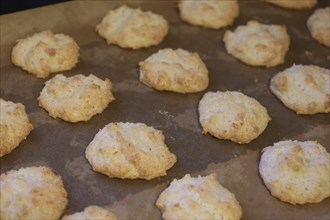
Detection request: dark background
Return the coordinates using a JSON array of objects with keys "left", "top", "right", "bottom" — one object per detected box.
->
[{"left": 0, "top": 0, "right": 69, "bottom": 15}]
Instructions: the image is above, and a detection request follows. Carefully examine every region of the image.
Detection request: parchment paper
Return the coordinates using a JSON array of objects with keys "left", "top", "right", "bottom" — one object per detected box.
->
[{"left": 1, "top": 1, "right": 329, "bottom": 219}]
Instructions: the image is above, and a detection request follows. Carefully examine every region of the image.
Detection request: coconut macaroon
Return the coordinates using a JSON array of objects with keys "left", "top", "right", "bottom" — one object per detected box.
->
[
  {"left": 0, "top": 166, "right": 68, "bottom": 219},
  {"left": 11, "top": 30, "right": 79, "bottom": 78},
  {"left": 199, "top": 91, "right": 270, "bottom": 144},
  {"left": 62, "top": 206, "right": 117, "bottom": 220},
  {"left": 139, "top": 48, "right": 209, "bottom": 93},
  {"left": 307, "top": 7, "right": 330, "bottom": 47},
  {"left": 223, "top": 20, "right": 290, "bottom": 68},
  {"left": 156, "top": 173, "right": 242, "bottom": 220},
  {"left": 38, "top": 74, "right": 115, "bottom": 123},
  {"left": 178, "top": 0, "right": 239, "bottom": 29},
  {"left": 85, "top": 122, "right": 176, "bottom": 180},
  {"left": 0, "top": 98, "right": 33, "bottom": 157},
  {"left": 270, "top": 64, "right": 330, "bottom": 114},
  {"left": 96, "top": 5, "right": 168, "bottom": 49},
  {"left": 265, "top": 0, "right": 317, "bottom": 10},
  {"left": 259, "top": 140, "right": 330, "bottom": 205}
]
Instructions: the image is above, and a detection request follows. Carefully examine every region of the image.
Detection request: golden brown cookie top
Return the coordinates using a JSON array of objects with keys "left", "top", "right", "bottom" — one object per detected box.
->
[
  {"left": 0, "top": 98, "right": 33, "bottom": 157},
  {"left": 85, "top": 122, "right": 176, "bottom": 180},
  {"left": 270, "top": 64, "right": 330, "bottom": 114},
  {"left": 259, "top": 140, "right": 330, "bottom": 205},
  {"left": 62, "top": 206, "right": 117, "bottom": 220},
  {"left": 265, "top": 0, "right": 317, "bottom": 9},
  {"left": 0, "top": 166, "right": 68, "bottom": 219},
  {"left": 156, "top": 173, "right": 242, "bottom": 220},
  {"left": 307, "top": 7, "right": 330, "bottom": 47},
  {"left": 11, "top": 30, "right": 79, "bottom": 78},
  {"left": 139, "top": 48, "right": 209, "bottom": 93},
  {"left": 96, "top": 5, "right": 168, "bottom": 49},
  {"left": 38, "top": 74, "right": 115, "bottom": 122},
  {"left": 224, "top": 20, "right": 290, "bottom": 67},
  {"left": 178, "top": 0, "right": 239, "bottom": 29},
  {"left": 198, "top": 91, "right": 271, "bottom": 144}
]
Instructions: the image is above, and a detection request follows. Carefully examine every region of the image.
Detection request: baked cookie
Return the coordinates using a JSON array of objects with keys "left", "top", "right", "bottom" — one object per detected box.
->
[
  {"left": 11, "top": 30, "right": 79, "bottom": 78},
  {"left": 178, "top": 0, "right": 239, "bottom": 29},
  {"left": 139, "top": 48, "right": 209, "bottom": 93},
  {"left": 259, "top": 140, "right": 330, "bottom": 205},
  {"left": 307, "top": 7, "right": 330, "bottom": 47},
  {"left": 270, "top": 64, "right": 330, "bottom": 114},
  {"left": 223, "top": 20, "right": 290, "bottom": 67},
  {"left": 96, "top": 5, "right": 168, "bottom": 49},
  {"left": 198, "top": 91, "right": 270, "bottom": 144},
  {"left": 38, "top": 74, "right": 115, "bottom": 123},
  {"left": 156, "top": 173, "right": 242, "bottom": 220},
  {"left": 85, "top": 122, "right": 176, "bottom": 180},
  {"left": 0, "top": 98, "right": 33, "bottom": 157},
  {"left": 0, "top": 166, "right": 68, "bottom": 219},
  {"left": 265, "top": 0, "right": 317, "bottom": 9},
  {"left": 62, "top": 206, "right": 117, "bottom": 220}
]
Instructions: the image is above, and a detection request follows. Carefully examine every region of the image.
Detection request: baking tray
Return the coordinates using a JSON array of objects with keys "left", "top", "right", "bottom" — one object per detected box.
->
[{"left": 1, "top": 0, "right": 329, "bottom": 219}]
